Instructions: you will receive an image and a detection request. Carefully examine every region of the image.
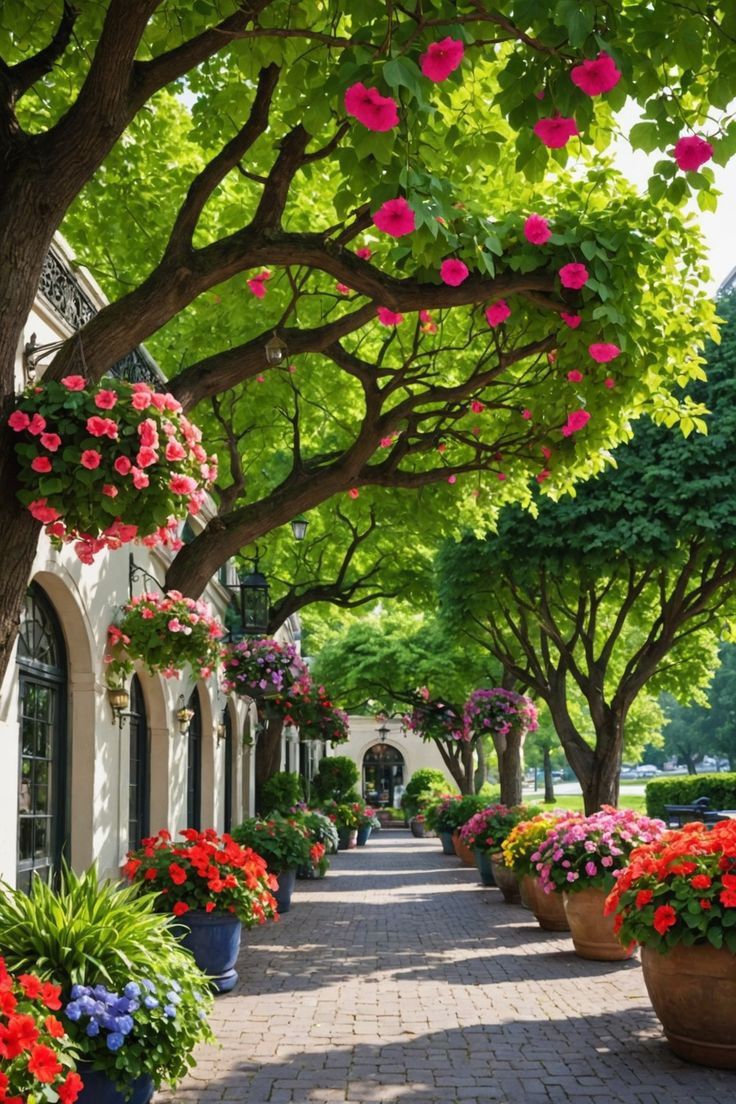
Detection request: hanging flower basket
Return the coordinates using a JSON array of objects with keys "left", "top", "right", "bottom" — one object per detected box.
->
[
  {"left": 463, "top": 687, "right": 539, "bottom": 742},
  {"left": 106, "top": 591, "right": 225, "bottom": 683},
  {"left": 275, "top": 676, "right": 350, "bottom": 743},
  {"left": 9, "top": 376, "right": 217, "bottom": 562},
  {"left": 220, "top": 638, "right": 306, "bottom": 698},
  {"left": 403, "top": 688, "right": 468, "bottom": 741}
]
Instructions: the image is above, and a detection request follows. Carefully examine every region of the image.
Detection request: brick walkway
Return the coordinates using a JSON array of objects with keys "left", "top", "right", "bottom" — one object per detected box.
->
[{"left": 156, "top": 830, "right": 735, "bottom": 1104}]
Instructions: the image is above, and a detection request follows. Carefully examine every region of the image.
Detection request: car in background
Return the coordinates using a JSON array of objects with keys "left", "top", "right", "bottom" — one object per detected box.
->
[{"left": 632, "top": 764, "right": 661, "bottom": 778}]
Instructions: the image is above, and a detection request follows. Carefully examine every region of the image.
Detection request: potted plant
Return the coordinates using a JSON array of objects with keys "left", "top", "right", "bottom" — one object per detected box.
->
[
  {"left": 261, "top": 771, "right": 305, "bottom": 815},
  {"left": 0, "top": 956, "right": 83, "bottom": 1104},
  {"left": 605, "top": 820, "right": 736, "bottom": 1067},
  {"left": 311, "top": 757, "right": 360, "bottom": 804},
  {"left": 352, "top": 802, "right": 380, "bottom": 846},
  {"left": 124, "top": 828, "right": 277, "bottom": 991},
  {"left": 293, "top": 810, "right": 338, "bottom": 879},
  {"left": 501, "top": 812, "right": 571, "bottom": 929},
  {"left": 230, "top": 815, "right": 313, "bottom": 912},
  {"left": 9, "top": 376, "right": 216, "bottom": 562},
  {"left": 424, "top": 794, "right": 464, "bottom": 855},
  {"left": 317, "top": 800, "right": 361, "bottom": 849},
  {"left": 461, "top": 804, "right": 541, "bottom": 898},
  {"left": 448, "top": 794, "right": 498, "bottom": 867},
  {"left": 532, "top": 806, "right": 665, "bottom": 960},
  {"left": 105, "top": 590, "right": 224, "bottom": 685},
  {"left": 0, "top": 865, "right": 214, "bottom": 1104},
  {"left": 221, "top": 637, "right": 307, "bottom": 698}
]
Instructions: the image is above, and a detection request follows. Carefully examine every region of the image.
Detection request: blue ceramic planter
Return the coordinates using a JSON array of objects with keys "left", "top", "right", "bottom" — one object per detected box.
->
[
  {"left": 76, "top": 1065, "right": 154, "bottom": 1104},
  {"left": 356, "top": 825, "right": 372, "bottom": 846},
  {"left": 273, "top": 866, "right": 297, "bottom": 912},
  {"left": 474, "top": 847, "right": 496, "bottom": 887},
  {"left": 179, "top": 909, "right": 242, "bottom": 993},
  {"left": 439, "top": 831, "right": 456, "bottom": 855}
]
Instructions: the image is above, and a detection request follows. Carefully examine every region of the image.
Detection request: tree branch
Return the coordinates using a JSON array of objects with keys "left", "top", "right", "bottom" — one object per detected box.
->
[{"left": 4, "top": 1, "right": 79, "bottom": 102}]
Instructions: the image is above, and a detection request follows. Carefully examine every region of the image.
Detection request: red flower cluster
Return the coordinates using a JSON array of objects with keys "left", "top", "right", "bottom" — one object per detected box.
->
[
  {"left": 0, "top": 958, "right": 82, "bottom": 1104},
  {"left": 124, "top": 828, "right": 278, "bottom": 928}
]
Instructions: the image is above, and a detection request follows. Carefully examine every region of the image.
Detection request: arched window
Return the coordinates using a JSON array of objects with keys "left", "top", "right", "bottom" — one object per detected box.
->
[
  {"left": 128, "top": 675, "right": 149, "bottom": 849},
  {"left": 362, "top": 744, "right": 405, "bottom": 808},
  {"left": 222, "top": 708, "right": 233, "bottom": 833},
  {"left": 16, "top": 585, "right": 68, "bottom": 891},
  {"left": 186, "top": 689, "right": 202, "bottom": 830}
]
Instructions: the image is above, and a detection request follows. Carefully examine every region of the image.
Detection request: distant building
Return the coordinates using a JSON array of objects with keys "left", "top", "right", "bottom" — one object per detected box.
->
[{"left": 335, "top": 716, "right": 451, "bottom": 809}]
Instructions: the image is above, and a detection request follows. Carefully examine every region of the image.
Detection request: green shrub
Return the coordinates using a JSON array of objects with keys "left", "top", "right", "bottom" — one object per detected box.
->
[
  {"left": 261, "top": 771, "right": 303, "bottom": 814},
  {"left": 312, "top": 756, "right": 359, "bottom": 802},
  {"left": 401, "top": 768, "right": 451, "bottom": 817},
  {"left": 645, "top": 773, "right": 736, "bottom": 819}
]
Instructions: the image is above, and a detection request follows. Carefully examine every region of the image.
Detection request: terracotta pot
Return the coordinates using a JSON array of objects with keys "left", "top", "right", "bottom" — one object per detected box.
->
[
  {"left": 518, "top": 873, "right": 533, "bottom": 911},
  {"left": 524, "top": 875, "right": 569, "bottom": 931},
  {"left": 490, "top": 853, "right": 521, "bottom": 904},
  {"left": 641, "top": 943, "right": 736, "bottom": 1068},
  {"left": 452, "top": 830, "right": 475, "bottom": 867},
  {"left": 562, "top": 887, "right": 633, "bottom": 961}
]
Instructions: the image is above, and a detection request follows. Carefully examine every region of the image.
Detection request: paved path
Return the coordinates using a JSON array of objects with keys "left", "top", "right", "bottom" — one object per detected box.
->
[{"left": 156, "top": 830, "right": 735, "bottom": 1104}]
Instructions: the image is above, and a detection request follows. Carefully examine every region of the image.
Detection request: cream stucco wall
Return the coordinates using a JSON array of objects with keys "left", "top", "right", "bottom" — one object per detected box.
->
[{"left": 335, "top": 716, "right": 453, "bottom": 804}]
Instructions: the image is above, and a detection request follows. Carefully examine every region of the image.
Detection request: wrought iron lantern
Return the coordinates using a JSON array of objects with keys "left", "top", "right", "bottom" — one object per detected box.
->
[
  {"left": 228, "top": 559, "right": 270, "bottom": 637},
  {"left": 290, "top": 515, "right": 309, "bottom": 541},
  {"left": 377, "top": 722, "right": 391, "bottom": 743}
]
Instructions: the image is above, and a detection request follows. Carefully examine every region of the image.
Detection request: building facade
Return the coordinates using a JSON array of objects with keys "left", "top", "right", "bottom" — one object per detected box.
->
[{"left": 339, "top": 716, "right": 451, "bottom": 808}]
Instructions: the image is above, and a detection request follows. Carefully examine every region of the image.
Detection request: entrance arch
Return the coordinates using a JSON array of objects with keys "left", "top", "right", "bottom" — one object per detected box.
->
[{"left": 362, "top": 744, "right": 405, "bottom": 808}]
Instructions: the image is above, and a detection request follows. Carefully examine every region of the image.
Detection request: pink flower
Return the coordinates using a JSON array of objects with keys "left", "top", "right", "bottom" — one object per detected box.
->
[
  {"left": 561, "top": 312, "right": 582, "bottom": 329},
  {"left": 522, "top": 409, "right": 532, "bottom": 420},
  {"left": 94, "top": 390, "right": 118, "bottom": 409},
  {"left": 8, "top": 410, "right": 30, "bottom": 431},
  {"left": 420, "top": 37, "right": 464, "bottom": 82},
  {"left": 567, "top": 370, "right": 583, "bottom": 382},
  {"left": 440, "top": 258, "right": 469, "bottom": 286},
  {"left": 604, "top": 377, "right": 616, "bottom": 389},
  {"left": 674, "top": 135, "right": 713, "bottom": 172},
  {"left": 536, "top": 469, "right": 550, "bottom": 483},
  {"left": 131, "top": 467, "right": 149, "bottom": 489},
  {"left": 336, "top": 283, "right": 352, "bottom": 295},
  {"left": 28, "top": 414, "right": 46, "bottom": 435},
  {"left": 80, "top": 449, "right": 101, "bottom": 469},
  {"left": 533, "top": 116, "right": 579, "bottom": 149},
  {"left": 348, "top": 488, "right": 359, "bottom": 499},
  {"left": 31, "top": 456, "right": 52, "bottom": 472},
  {"left": 470, "top": 400, "right": 485, "bottom": 413},
  {"left": 74, "top": 540, "right": 97, "bottom": 564},
  {"left": 373, "top": 197, "right": 416, "bottom": 237},
  {"left": 541, "top": 446, "right": 553, "bottom": 459},
  {"left": 28, "top": 499, "right": 60, "bottom": 524},
  {"left": 485, "top": 300, "right": 510, "bottom": 328},
  {"left": 570, "top": 52, "right": 621, "bottom": 96},
  {"left": 102, "top": 484, "right": 118, "bottom": 497},
  {"left": 559, "top": 262, "right": 589, "bottom": 289},
  {"left": 165, "top": 440, "right": 187, "bottom": 461},
  {"left": 136, "top": 446, "right": 158, "bottom": 468},
  {"left": 131, "top": 390, "right": 153, "bottom": 411},
  {"left": 138, "top": 419, "right": 159, "bottom": 447},
  {"left": 86, "top": 416, "right": 118, "bottom": 438},
  {"left": 447, "top": 474, "right": 457, "bottom": 484},
  {"left": 497, "top": 472, "right": 506, "bottom": 481},
  {"left": 247, "top": 270, "right": 271, "bottom": 298},
  {"left": 169, "top": 474, "right": 198, "bottom": 495},
  {"left": 377, "top": 306, "right": 404, "bottom": 326},
  {"left": 61, "top": 375, "right": 86, "bottom": 391},
  {"left": 168, "top": 618, "right": 182, "bottom": 633},
  {"left": 355, "top": 246, "right": 373, "bottom": 260},
  {"left": 344, "top": 83, "right": 399, "bottom": 131},
  {"left": 589, "top": 342, "right": 620, "bottom": 363},
  {"left": 39, "top": 433, "right": 61, "bottom": 453},
  {"left": 524, "top": 214, "right": 551, "bottom": 245},
  {"left": 561, "top": 409, "right": 591, "bottom": 436},
  {"left": 380, "top": 435, "right": 394, "bottom": 448},
  {"left": 114, "top": 455, "right": 132, "bottom": 476}
]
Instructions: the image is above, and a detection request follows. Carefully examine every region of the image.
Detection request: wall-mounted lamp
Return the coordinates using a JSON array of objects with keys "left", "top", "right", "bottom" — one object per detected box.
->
[
  {"left": 216, "top": 722, "right": 227, "bottom": 744},
  {"left": 264, "top": 331, "right": 287, "bottom": 366},
  {"left": 175, "top": 694, "right": 194, "bottom": 735},
  {"left": 107, "top": 685, "right": 131, "bottom": 729},
  {"left": 377, "top": 723, "right": 391, "bottom": 743},
  {"left": 290, "top": 515, "right": 309, "bottom": 541}
]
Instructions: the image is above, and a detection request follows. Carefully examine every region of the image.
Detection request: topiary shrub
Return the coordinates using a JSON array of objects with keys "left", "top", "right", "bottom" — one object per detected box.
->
[
  {"left": 645, "top": 773, "right": 736, "bottom": 819},
  {"left": 312, "top": 756, "right": 359, "bottom": 803},
  {"left": 261, "top": 771, "right": 304, "bottom": 815}
]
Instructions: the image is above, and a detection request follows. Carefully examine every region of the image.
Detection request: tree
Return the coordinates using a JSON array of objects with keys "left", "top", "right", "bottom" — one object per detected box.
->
[
  {"left": 439, "top": 295, "right": 736, "bottom": 811},
  {"left": 661, "top": 644, "right": 736, "bottom": 771},
  {"left": 0, "top": 1, "right": 729, "bottom": 687}
]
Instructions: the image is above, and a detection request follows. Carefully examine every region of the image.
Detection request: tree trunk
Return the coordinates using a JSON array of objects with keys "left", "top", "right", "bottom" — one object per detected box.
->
[
  {"left": 474, "top": 735, "right": 488, "bottom": 792},
  {"left": 543, "top": 747, "right": 556, "bottom": 804},
  {"left": 494, "top": 729, "right": 525, "bottom": 807},
  {"left": 254, "top": 711, "right": 285, "bottom": 811},
  {"left": 684, "top": 753, "right": 699, "bottom": 774},
  {"left": 579, "top": 715, "right": 624, "bottom": 814}
]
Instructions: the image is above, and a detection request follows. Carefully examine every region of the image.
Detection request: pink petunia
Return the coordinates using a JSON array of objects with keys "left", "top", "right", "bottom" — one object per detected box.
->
[
  {"left": 40, "top": 432, "right": 62, "bottom": 452},
  {"left": 31, "top": 456, "right": 52, "bottom": 472},
  {"left": 524, "top": 214, "right": 551, "bottom": 245},
  {"left": 113, "top": 455, "right": 132, "bottom": 476},
  {"left": 440, "top": 258, "right": 469, "bottom": 286},
  {"left": 28, "top": 414, "right": 46, "bottom": 436},
  {"left": 169, "top": 474, "right": 198, "bottom": 495},
  {"left": 165, "top": 440, "right": 187, "bottom": 461},
  {"left": 8, "top": 410, "right": 30, "bottom": 432},
  {"left": 94, "top": 389, "right": 118, "bottom": 410},
  {"left": 80, "top": 449, "right": 101, "bottom": 469},
  {"left": 380, "top": 435, "right": 395, "bottom": 448},
  {"left": 102, "top": 484, "right": 118, "bottom": 497},
  {"left": 131, "top": 391, "right": 153, "bottom": 411},
  {"left": 560, "top": 312, "right": 582, "bottom": 329},
  {"left": 604, "top": 377, "right": 616, "bottom": 389},
  {"left": 247, "top": 270, "right": 271, "bottom": 298},
  {"left": 522, "top": 409, "right": 532, "bottom": 420},
  {"left": 355, "top": 246, "right": 373, "bottom": 260},
  {"left": 673, "top": 135, "right": 713, "bottom": 172},
  {"left": 28, "top": 499, "right": 60, "bottom": 524},
  {"left": 131, "top": 467, "right": 149, "bottom": 489},
  {"left": 589, "top": 342, "right": 620, "bottom": 363},
  {"left": 447, "top": 474, "right": 457, "bottom": 484},
  {"left": 420, "top": 37, "right": 465, "bottom": 82},
  {"left": 570, "top": 52, "right": 621, "bottom": 96},
  {"left": 559, "top": 262, "right": 589, "bottom": 289},
  {"left": 61, "top": 375, "right": 86, "bottom": 391},
  {"left": 377, "top": 306, "right": 404, "bottom": 326},
  {"left": 373, "top": 197, "right": 416, "bottom": 237},
  {"left": 533, "top": 115, "right": 579, "bottom": 149},
  {"left": 136, "top": 446, "right": 158, "bottom": 468},
  {"left": 561, "top": 409, "right": 591, "bottom": 436},
  {"left": 86, "top": 416, "right": 118, "bottom": 438},
  {"left": 567, "top": 370, "right": 584, "bottom": 382},
  {"left": 344, "top": 83, "right": 399, "bottom": 131},
  {"left": 485, "top": 300, "right": 510, "bottom": 328}
]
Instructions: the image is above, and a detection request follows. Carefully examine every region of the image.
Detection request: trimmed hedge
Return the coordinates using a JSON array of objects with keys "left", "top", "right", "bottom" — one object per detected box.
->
[{"left": 645, "top": 774, "right": 736, "bottom": 820}]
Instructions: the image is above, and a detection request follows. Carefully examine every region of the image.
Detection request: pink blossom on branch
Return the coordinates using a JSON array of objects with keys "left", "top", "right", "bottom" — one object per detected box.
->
[
  {"left": 355, "top": 246, "right": 373, "bottom": 260},
  {"left": 533, "top": 115, "right": 579, "bottom": 149},
  {"left": 559, "top": 262, "right": 589, "bottom": 289},
  {"left": 377, "top": 306, "right": 404, "bottom": 326},
  {"left": 673, "top": 135, "right": 713, "bottom": 172},
  {"left": 589, "top": 342, "right": 621, "bottom": 363},
  {"left": 567, "top": 370, "right": 584, "bottom": 383},
  {"left": 485, "top": 300, "right": 510, "bottom": 327},
  {"left": 246, "top": 270, "right": 271, "bottom": 298},
  {"left": 419, "top": 37, "right": 465, "bottom": 82},
  {"left": 523, "top": 214, "right": 551, "bottom": 245},
  {"left": 560, "top": 312, "right": 582, "bottom": 329},
  {"left": 570, "top": 52, "right": 622, "bottom": 96},
  {"left": 373, "top": 197, "right": 416, "bottom": 237},
  {"left": 440, "top": 258, "right": 469, "bottom": 286},
  {"left": 561, "top": 409, "right": 591, "bottom": 436},
  {"left": 344, "top": 83, "right": 399, "bottom": 131}
]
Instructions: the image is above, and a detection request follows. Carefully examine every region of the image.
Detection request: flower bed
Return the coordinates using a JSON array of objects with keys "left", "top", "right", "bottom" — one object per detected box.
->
[
  {"left": 106, "top": 591, "right": 224, "bottom": 683},
  {"left": 10, "top": 377, "right": 216, "bottom": 562}
]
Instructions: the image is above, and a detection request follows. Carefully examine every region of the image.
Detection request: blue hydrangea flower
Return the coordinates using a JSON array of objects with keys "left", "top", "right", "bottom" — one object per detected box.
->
[
  {"left": 163, "top": 1004, "right": 177, "bottom": 1018},
  {"left": 106, "top": 1032, "right": 125, "bottom": 1052},
  {"left": 116, "top": 1015, "right": 134, "bottom": 1035},
  {"left": 143, "top": 995, "right": 159, "bottom": 1009},
  {"left": 70, "top": 984, "right": 84, "bottom": 1000},
  {"left": 123, "top": 982, "right": 141, "bottom": 999},
  {"left": 86, "top": 1021, "right": 100, "bottom": 1037},
  {"left": 65, "top": 1001, "right": 82, "bottom": 1022}
]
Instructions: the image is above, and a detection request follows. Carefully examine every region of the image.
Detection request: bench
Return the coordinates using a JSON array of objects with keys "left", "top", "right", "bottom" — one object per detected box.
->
[{"left": 663, "top": 796, "right": 730, "bottom": 828}]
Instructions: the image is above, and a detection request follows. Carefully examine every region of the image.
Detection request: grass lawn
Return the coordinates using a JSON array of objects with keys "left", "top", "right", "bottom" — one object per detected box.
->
[{"left": 528, "top": 788, "right": 647, "bottom": 813}]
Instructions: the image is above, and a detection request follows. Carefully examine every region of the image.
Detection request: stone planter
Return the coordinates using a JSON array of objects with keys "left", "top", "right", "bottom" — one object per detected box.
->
[
  {"left": 337, "top": 827, "right": 358, "bottom": 850},
  {"left": 178, "top": 909, "right": 242, "bottom": 993},
  {"left": 273, "top": 866, "right": 297, "bottom": 913},
  {"left": 490, "top": 853, "right": 521, "bottom": 904},
  {"left": 439, "top": 830, "right": 456, "bottom": 855},
  {"left": 452, "top": 830, "right": 475, "bottom": 867},
  {"left": 356, "top": 825, "right": 372, "bottom": 846},
  {"left": 474, "top": 848, "right": 495, "bottom": 887},
  {"left": 522, "top": 875, "right": 569, "bottom": 931},
  {"left": 562, "top": 887, "right": 634, "bottom": 961},
  {"left": 641, "top": 943, "right": 736, "bottom": 1068}
]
